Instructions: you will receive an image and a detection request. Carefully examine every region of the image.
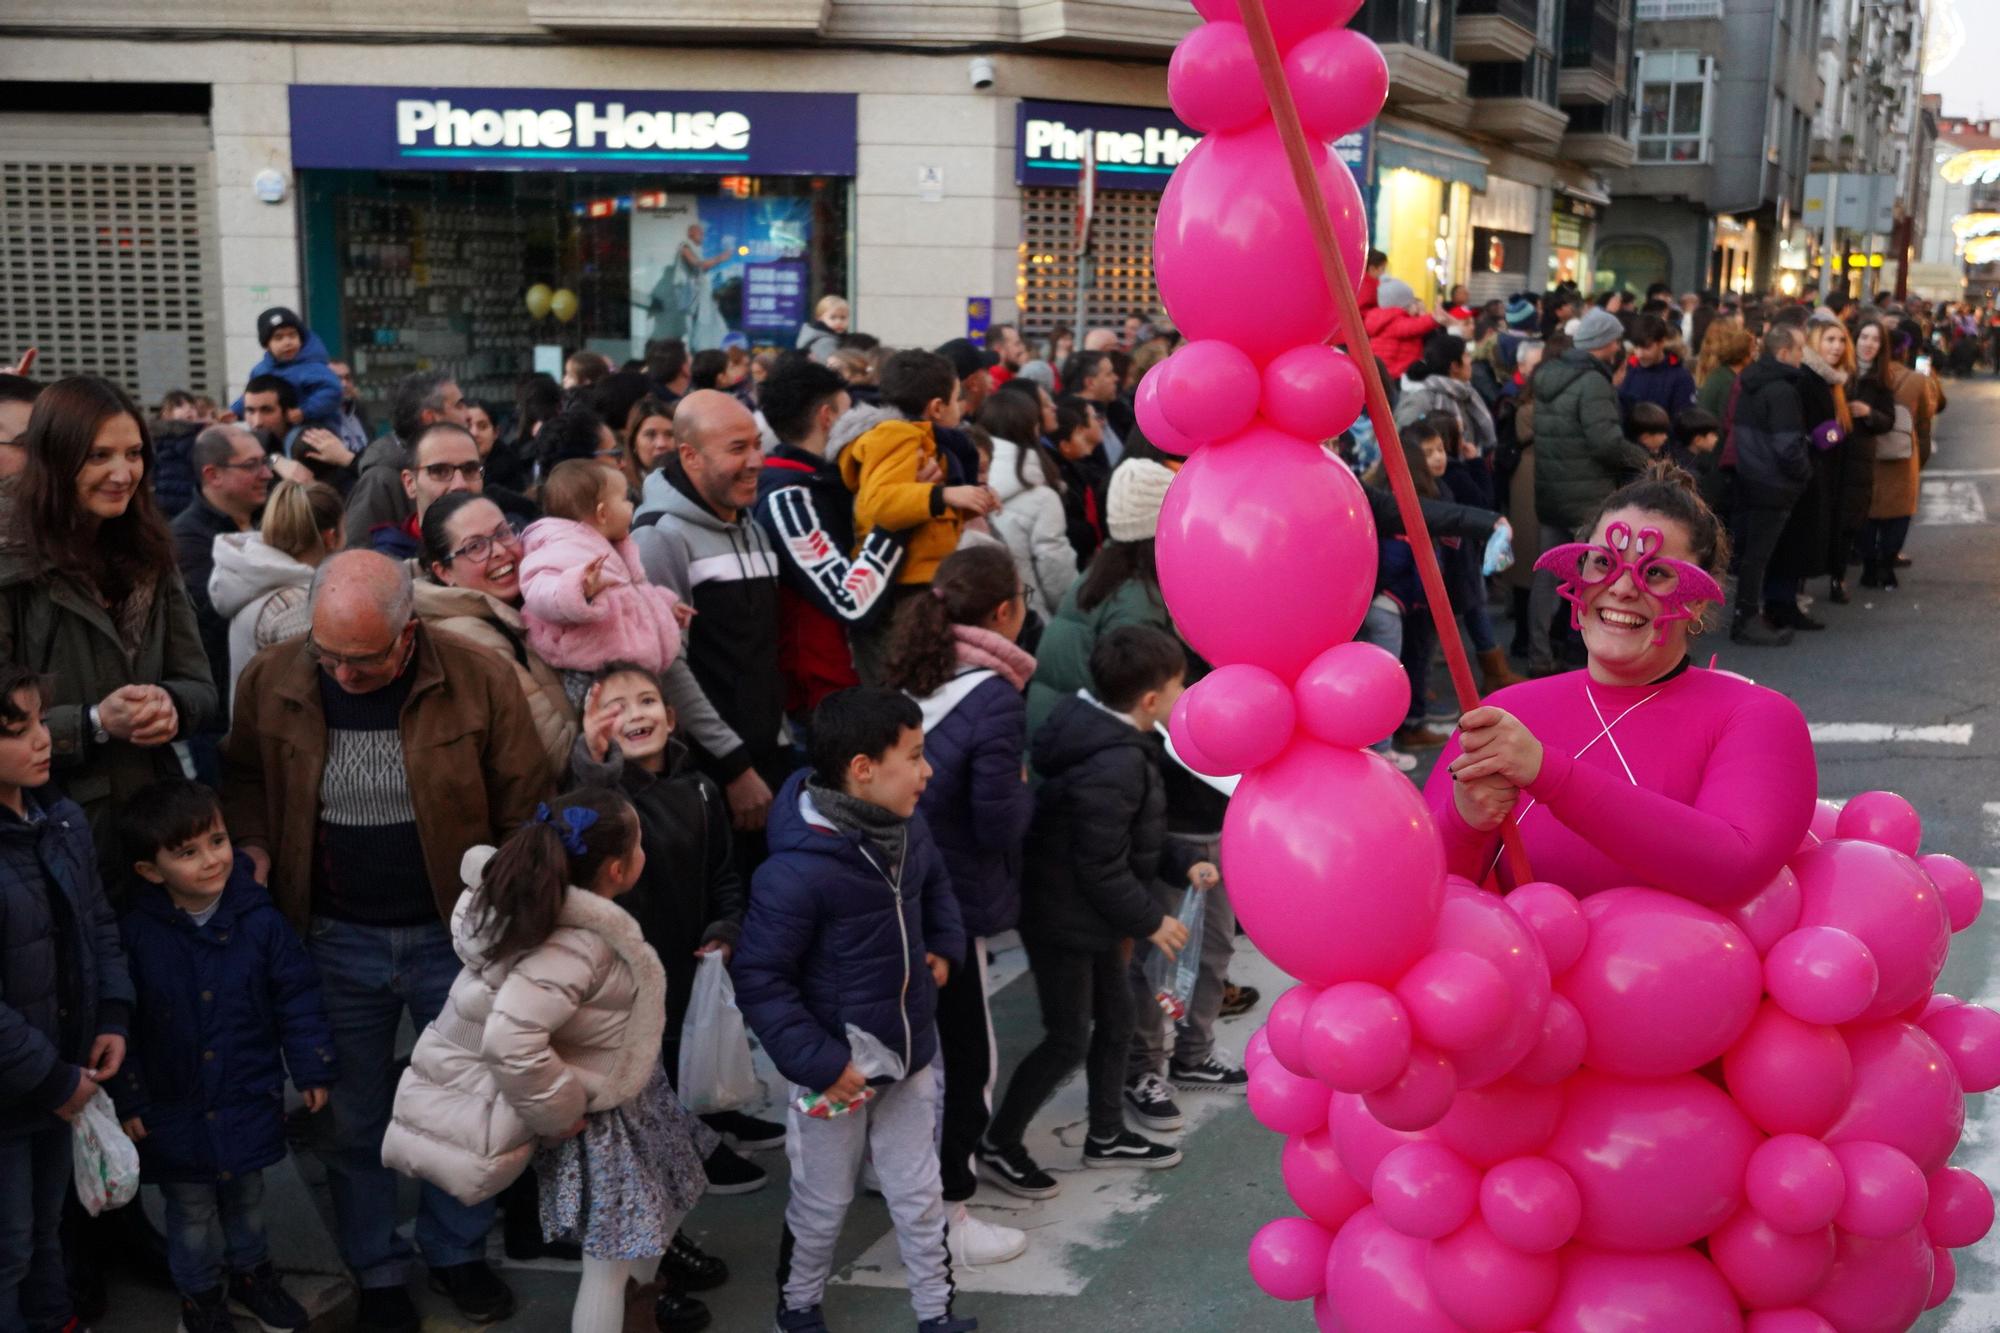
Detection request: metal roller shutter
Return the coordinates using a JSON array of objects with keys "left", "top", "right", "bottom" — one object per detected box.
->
[
  {"left": 0, "top": 112, "right": 225, "bottom": 402},
  {"left": 1016, "top": 185, "right": 1163, "bottom": 340}
]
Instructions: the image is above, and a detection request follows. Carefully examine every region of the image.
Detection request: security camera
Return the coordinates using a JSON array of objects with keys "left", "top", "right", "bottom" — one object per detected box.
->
[{"left": 969, "top": 56, "right": 997, "bottom": 91}]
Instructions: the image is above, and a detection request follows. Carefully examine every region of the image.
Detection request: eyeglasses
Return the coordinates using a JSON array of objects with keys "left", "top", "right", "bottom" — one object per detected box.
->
[
  {"left": 449, "top": 521, "right": 521, "bottom": 565},
  {"left": 214, "top": 456, "right": 272, "bottom": 474},
  {"left": 593, "top": 447, "right": 627, "bottom": 462},
  {"left": 306, "top": 626, "right": 410, "bottom": 673},
  {"left": 418, "top": 460, "right": 485, "bottom": 484}
]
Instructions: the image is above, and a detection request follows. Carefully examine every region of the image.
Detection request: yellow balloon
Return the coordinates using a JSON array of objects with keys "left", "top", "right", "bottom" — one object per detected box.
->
[
  {"left": 550, "top": 288, "right": 579, "bottom": 323},
  {"left": 524, "top": 283, "right": 553, "bottom": 319}
]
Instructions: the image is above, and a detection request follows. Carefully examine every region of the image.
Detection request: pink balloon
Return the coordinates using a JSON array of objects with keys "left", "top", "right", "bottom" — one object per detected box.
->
[
  {"left": 1732, "top": 865, "right": 1804, "bottom": 956},
  {"left": 1245, "top": 1025, "right": 1274, "bottom": 1074},
  {"left": 1322, "top": 1207, "right": 1467, "bottom": 1333},
  {"left": 1302, "top": 982, "right": 1412, "bottom": 1093},
  {"left": 1293, "top": 640, "right": 1408, "bottom": 749},
  {"left": 1284, "top": 27, "right": 1390, "bottom": 142},
  {"left": 1918, "top": 853, "right": 1983, "bottom": 933},
  {"left": 1709, "top": 1208, "right": 1836, "bottom": 1309},
  {"left": 1924, "top": 1166, "right": 1995, "bottom": 1249},
  {"left": 1511, "top": 993, "right": 1586, "bottom": 1085},
  {"left": 1156, "top": 339, "right": 1261, "bottom": 443},
  {"left": 1425, "top": 1218, "right": 1560, "bottom": 1333},
  {"left": 1479, "top": 1156, "right": 1582, "bottom": 1254},
  {"left": 1328, "top": 1091, "right": 1430, "bottom": 1186},
  {"left": 1722, "top": 1001, "right": 1854, "bottom": 1136},
  {"left": 1266, "top": 982, "right": 1320, "bottom": 1077},
  {"left": 1373, "top": 1141, "right": 1480, "bottom": 1240},
  {"left": 1154, "top": 125, "right": 1367, "bottom": 363},
  {"left": 1745, "top": 1134, "right": 1847, "bottom": 1236},
  {"left": 1222, "top": 740, "right": 1442, "bottom": 987},
  {"left": 1824, "top": 1021, "right": 1966, "bottom": 1175},
  {"left": 1919, "top": 997, "right": 2000, "bottom": 1093},
  {"left": 1188, "top": 0, "right": 1363, "bottom": 51},
  {"left": 1745, "top": 1312, "right": 1836, "bottom": 1333},
  {"left": 1544, "top": 1070, "right": 1758, "bottom": 1250},
  {"left": 1133, "top": 367, "right": 1199, "bottom": 457},
  {"left": 1395, "top": 950, "right": 1509, "bottom": 1052},
  {"left": 1544, "top": 1247, "right": 1745, "bottom": 1333},
  {"left": 1165, "top": 688, "right": 1233, "bottom": 777},
  {"left": 1166, "top": 20, "right": 1266, "bottom": 134},
  {"left": 1503, "top": 882, "right": 1588, "bottom": 976},
  {"left": 1249, "top": 1216, "right": 1335, "bottom": 1301},
  {"left": 1807, "top": 1226, "right": 1935, "bottom": 1333},
  {"left": 1928, "top": 1245, "right": 1956, "bottom": 1309},
  {"left": 1557, "top": 887, "right": 1761, "bottom": 1078},
  {"left": 1262, "top": 344, "right": 1366, "bottom": 443},
  {"left": 1833, "top": 1140, "right": 1930, "bottom": 1239},
  {"left": 1364, "top": 1044, "right": 1457, "bottom": 1132},
  {"left": 1426, "top": 880, "right": 1552, "bottom": 1087},
  {"left": 1792, "top": 839, "right": 1950, "bottom": 1023},
  {"left": 1835, "top": 790, "right": 1922, "bottom": 855},
  {"left": 1807, "top": 798, "right": 1844, "bottom": 844},
  {"left": 1284, "top": 1128, "right": 1374, "bottom": 1231},
  {"left": 1765, "top": 926, "right": 1880, "bottom": 1026},
  {"left": 1182, "top": 663, "right": 1296, "bottom": 774},
  {"left": 1435, "top": 1079, "right": 1562, "bottom": 1167},
  {"left": 1250, "top": 1056, "right": 1332, "bottom": 1137}
]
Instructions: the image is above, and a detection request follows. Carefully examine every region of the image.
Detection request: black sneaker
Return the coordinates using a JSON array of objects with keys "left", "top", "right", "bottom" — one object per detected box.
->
[
  {"left": 917, "top": 1317, "right": 979, "bottom": 1332},
  {"left": 973, "top": 1138, "right": 1060, "bottom": 1200},
  {"left": 228, "top": 1262, "right": 309, "bottom": 1331},
  {"left": 1169, "top": 1053, "right": 1250, "bottom": 1094},
  {"left": 702, "top": 1109, "right": 786, "bottom": 1152},
  {"left": 702, "top": 1143, "right": 769, "bottom": 1195},
  {"left": 1083, "top": 1130, "right": 1183, "bottom": 1170},
  {"left": 1122, "top": 1073, "right": 1185, "bottom": 1131},
  {"left": 664, "top": 1230, "right": 729, "bottom": 1292},
  {"left": 427, "top": 1260, "right": 516, "bottom": 1324},
  {"left": 655, "top": 1285, "right": 713, "bottom": 1333},
  {"left": 775, "top": 1305, "right": 831, "bottom": 1332},
  {"left": 1218, "top": 982, "right": 1260, "bottom": 1018},
  {"left": 177, "top": 1287, "right": 233, "bottom": 1333},
  {"left": 355, "top": 1285, "right": 421, "bottom": 1333}
]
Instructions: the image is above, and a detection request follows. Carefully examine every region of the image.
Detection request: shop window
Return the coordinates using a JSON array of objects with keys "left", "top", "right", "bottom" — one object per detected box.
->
[
  {"left": 1017, "top": 187, "right": 1163, "bottom": 343},
  {"left": 1595, "top": 237, "right": 1671, "bottom": 296},
  {"left": 1636, "top": 51, "right": 1712, "bottom": 164}
]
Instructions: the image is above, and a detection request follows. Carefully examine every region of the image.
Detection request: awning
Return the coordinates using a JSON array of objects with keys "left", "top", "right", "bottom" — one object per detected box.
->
[
  {"left": 1376, "top": 125, "right": 1489, "bottom": 192},
  {"left": 1554, "top": 174, "right": 1612, "bottom": 207}
]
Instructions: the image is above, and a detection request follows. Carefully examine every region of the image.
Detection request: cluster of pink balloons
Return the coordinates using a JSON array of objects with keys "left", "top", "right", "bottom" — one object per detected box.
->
[{"left": 1143, "top": 4, "right": 1997, "bottom": 1331}]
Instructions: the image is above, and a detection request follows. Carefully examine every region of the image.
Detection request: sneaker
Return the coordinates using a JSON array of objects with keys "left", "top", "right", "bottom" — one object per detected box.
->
[
  {"left": 702, "top": 1108, "right": 786, "bottom": 1153},
  {"left": 1169, "top": 1052, "right": 1250, "bottom": 1093},
  {"left": 702, "top": 1143, "right": 769, "bottom": 1195},
  {"left": 664, "top": 1230, "right": 729, "bottom": 1293},
  {"left": 946, "top": 1203, "right": 1027, "bottom": 1267},
  {"left": 426, "top": 1261, "right": 516, "bottom": 1324},
  {"left": 1381, "top": 747, "right": 1420, "bottom": 773},
  {"left": 355, "top": 1286, "right": 421, "bottom": 1333},
  {"left": 228, "top": 1262, "right": 309, "bottom": 1331},
  {"left": 775, "top": 1305, "right": 831, "bottom": 1333},
  {"left": 974, "top": 1139, "right": 1060, "bottom": 1200},
  {"left": 1083, "top": 1130, "right": 1183, "bottom": 1170},
  {"left": 917, "top": 1318, "right": 979, "bottom": 1332},
  {"left": 1218, "top": 982, "right": 1261, "bottom": 1018},
  {"left": 177, "top": 1287, "right": 233, "bottom": 1333},
  {"left": 654, "top": 1285, "right": 713, "bottom": 1333},
  {"left": 1392, "top": 724, "right": 1455, "bottom": 751},
  {"left": 1123, "top": 1073, "right": 1185, "bottom": 1131}
]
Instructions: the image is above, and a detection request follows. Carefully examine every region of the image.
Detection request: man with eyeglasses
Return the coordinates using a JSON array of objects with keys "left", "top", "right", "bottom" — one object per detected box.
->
[
  {"left": 172, "top": 425, "right": 272, "bottom": 781},
  {"left": 362, "top": 421, "right": 485, "bottom": 560},
  {"left": 342, "top": 371, "right": 472, "bottom": 550},
  {"left": 222, "top": 551, "right": 548, "bottom": 1332}
]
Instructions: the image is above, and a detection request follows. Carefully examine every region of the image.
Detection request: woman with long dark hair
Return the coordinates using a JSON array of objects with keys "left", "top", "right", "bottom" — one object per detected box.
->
[{"left": 976, "top": 388, "right": 1077, "bottom": 619}]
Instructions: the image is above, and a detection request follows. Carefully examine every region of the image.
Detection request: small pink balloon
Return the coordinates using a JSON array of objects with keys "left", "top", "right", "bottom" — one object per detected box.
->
[
  {"left": 1284, "top": 26, "right": 1391, "bottom": 142},
  {"left": 1511, "top": 993, "right": 1587, "bottom": 1085},
  {"left": 1293, "top": 640, "right": 1408, "bottom": 749},
  {"left": 1165, "top": 687, "right": 1233, "bottom": 777},
  {"left": 1322, "top": 1206, "right": 1469, "bottom": 1333},
  {"left": 1836, "top": 790, "right": 1922, "bottom": 855},
  {"left": 1248, "top": 1216, "right": 1335, "bottom": 1302},
  {"left": 1435, "top": 1079, "right": 1563, "bottom": 1168},
  {"left": 1793, "top": 838, "right": 1950, "bottom": 1023},
  {"left": 1920, "top": 999, "right": 2000, "bottom": 1092},
  {"left": 1156, "top": 339, "right": 1261, "bottom": 443},
  {"left": 1807, "top": 798, "right": 1844, "bottom": 844},
  {"left": 1722, "top": 1001, "right": 1854, "bottom": 1136},
  {"left": 1832, "top": 1140, "right": 1930, "bottom": 1239},
  {"left": 1479, "top": 1156, "right": 1581, "bottom": 1254},
  {"left": 1544, "top": 1247, "right": 1744, "bottom": 1333},
  {"left": 1395, "top": 950, "right": 1510, "bottom": 1052},
  {"left": 1765, "top": 925, "right": 1880, "bottom": 1026},
  {"left": 1745, "top": 1134, "right": 1847, "bottom": 1236},
  {"left": 1188, "top": 0, "right": 1362, "bottom": 50},
  {"left": 1182, "top": 663, "right": 1297, "bottom": 774},
  {"left": 1261, "top": 343, "right": 1365, "bottom": 442},
  {"left": 1133, "top": 366, "right": 1199, "bottom": 457},
  {"left": 1503, "top": 882, "right": 1588, "bottom": 976},
  {"left": 1924, "top": 1167, "right": 1995, "bottom": 1249},
  {"left": 1808, "top": 1225, "right": 1935, "bottom": 1333},
  {"left": 1363, "top": 1044, "right": 1457, "bottom": 1133},
  {"left": 1166, "top": 20, "right": 1267, "bottom": 134},
  {"left": 1327, "top": 1090, "right": 1430, "bottom": 1186},
  {"left": 1425, "top": 1218, "right": 1560, "bottom": 1333},
  {"left": 1745, "top": 1312, "right": 1836, "bottom": 1333},
  {"left": 1928, "top": 1245, "right": 1957, "bottom": 1309},
  {"left": 1302, "top": 982, "right": 1412, "bottom": 1094},
  {"left": 1283, "top": 1128, "right": 1373, "bottom": 1232},
  {"left": 1710, "top": 1208, "right": 1836, "bottom": 1309},
  {"left": 1245, "top": 1025, "right": 1273, "bottom": 1074},
  {"left": 1266, "top": 982, "right": 1320, "bottom": 1078},
  {"left": 1732, "top": 865, "right": 1805, "bottom": 956},
  {"left": 1423, "top": 880, "right": 1553, "bottom": 1089},
  {"left": 1918, "top": 853, "right": 1983, "bottom": 933},
  {"left": 1372, "top": 1141, "right": 1480, "bottom": 1240},
  {"left": 1250, "top": 1055, "right": 1332, "bottom": 1137},
  {"left": 1825, "top": 1021, "right": 1966, "bottom": 1176}
]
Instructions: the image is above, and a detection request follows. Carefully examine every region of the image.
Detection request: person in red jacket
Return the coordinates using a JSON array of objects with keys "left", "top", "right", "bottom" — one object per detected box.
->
[{"left": 1362, "top": 278, "right": 1441, "bottom": 380}]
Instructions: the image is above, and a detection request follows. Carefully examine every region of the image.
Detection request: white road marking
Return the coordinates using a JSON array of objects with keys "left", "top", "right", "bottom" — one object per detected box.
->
[
  {"left": 1923, "top": 468, "right": 2000, "bottom": 479},
  {"left": 1984, "top": 806, "right": 2000, "bottom": 851},
  {"left": 1919, "top": 479, "right": 1988, "bottom": 525},
  {"left": 1809, "top": 723, "right": 1975, "bottom": 744}
]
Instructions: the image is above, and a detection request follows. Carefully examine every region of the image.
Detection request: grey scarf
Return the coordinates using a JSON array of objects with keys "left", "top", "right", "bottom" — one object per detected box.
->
[{"left": 807, "top": 779, "right": 908, "bottom": 879}]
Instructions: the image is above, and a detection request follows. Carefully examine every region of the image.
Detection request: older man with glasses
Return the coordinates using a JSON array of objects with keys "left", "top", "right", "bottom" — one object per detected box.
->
[{"left": 222, "top": 549, "right": 550, "bottom": 1333}]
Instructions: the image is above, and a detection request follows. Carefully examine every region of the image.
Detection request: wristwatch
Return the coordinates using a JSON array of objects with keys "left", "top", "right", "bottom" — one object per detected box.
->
[{"left": 88, "top": 705, "right": 109, "bottom": 746}]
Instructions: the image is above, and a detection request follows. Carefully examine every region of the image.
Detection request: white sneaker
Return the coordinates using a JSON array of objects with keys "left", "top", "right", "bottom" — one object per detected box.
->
[
  {"left": 1382, "top": 747, "right": 1420, "bottom": 773},
  {"left": 947, "top": 1202, "right": 1027, "bottom": 1266}
]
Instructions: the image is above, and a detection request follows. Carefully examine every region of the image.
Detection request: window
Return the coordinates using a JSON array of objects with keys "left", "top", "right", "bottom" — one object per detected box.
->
[{"left": 1636, "top": 51, "right": 1713, "bottom": 163}]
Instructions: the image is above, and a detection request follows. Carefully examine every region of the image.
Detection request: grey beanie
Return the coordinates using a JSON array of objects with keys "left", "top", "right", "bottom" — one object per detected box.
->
[
  {"left": 1572, "top": 307, "right": 1626, "bottom": 353},
  {"left": 1376, "top": 277, "right": 1417, "bottom": 311}
]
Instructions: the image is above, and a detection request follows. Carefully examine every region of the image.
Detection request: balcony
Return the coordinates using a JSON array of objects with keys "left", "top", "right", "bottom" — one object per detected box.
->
[
  {"left": 1455, "top": 0, "right": 1539, "bottom": 62},
  {"left": 527, "top": 0, "right": 829, "bottom": 34},
  {"left": 1559, "top": 0, "right": 1628, "bottom": 104},
  {"left": 1467, "top": 49, "right": 1566, "bottom": 143},
  {"left": 1383, "top": 44, "right": 1475, "bottom": 122},
  {"left": 1560, "top": 98, "right": 1636, "bottom": 166},
  {"left": 1636, "top": 0, "right": 1722, "bottom": 17}
]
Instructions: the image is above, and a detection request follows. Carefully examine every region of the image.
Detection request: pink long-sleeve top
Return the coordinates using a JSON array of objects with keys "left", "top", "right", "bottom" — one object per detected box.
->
[
  {"left": 517, "top": 518, "right": 683, "bottom": 676},
  {"left": 1422, "top": 664, "right": 1817, "bottom": 908}
]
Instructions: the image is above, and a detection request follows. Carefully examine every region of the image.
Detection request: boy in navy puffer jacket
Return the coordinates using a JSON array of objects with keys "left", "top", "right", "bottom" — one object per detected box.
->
[{"left": 731, "top": 687, "right": 972, "bottom": 1333}]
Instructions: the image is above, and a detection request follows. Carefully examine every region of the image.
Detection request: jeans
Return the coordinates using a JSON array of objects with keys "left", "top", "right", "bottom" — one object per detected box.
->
[
  {"left": 1359, "top": 598, "right": 1405, "bottom": 752},
  {"left": 160, "top": 1173, "right": 268, "bottom": 1296},
  {"left": 988, "top": 938, "right": 1134, "bottom": 1145},
  {"left": 935, "top": 938, "right": 995, "bottom": 1204},
  {"left": 306, "top": 916, "right": 494, "bottom": 1288},
  {"left": 1457, "top": 556, "right": 1498, "bottom": 655},
  {"left": 1129, "top": 863, "right": 1236, "bottom": 1076},
  {"left": 0, "top": 1125, "right": 72, "bottom": 1333},
  {"left": 1527, "top": 523, "right": 1575, "bottom": 670},
  {"left": 1732, "top": 505, "right": 1793, "bottom": 626}
]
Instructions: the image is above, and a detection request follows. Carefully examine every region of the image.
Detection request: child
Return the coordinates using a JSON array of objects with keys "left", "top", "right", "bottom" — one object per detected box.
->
[
  {"left": 381, "top": 789, "right": 717, "bottom": 1333},
  {"left": 1671, "top": 406, "right": 1727, "bottom": 514},
  {"left": 110, "top": 778, "right": 337, "bottom": 1333},
  {"left": 980, "top": 626, "right": 1215, "bottom": 1194},
  {"left": 1358, "top": 421, "right": 1452, "bottom": 763},
  {"left": 797, "top": 296, "right": 850, "bottom": 363},
  {"left": 0, "top": 664, "right": 133, "bottom": 1333},
  {"left": 231, "top": 307, "right": 344, "bottom": 428},
  {"left": 519, "top": 459, "right": 688, "bottom": 703},
  {"left": 731, "top": 688, "right": 974, "bottom": 1333},
  {"left": 880, "top": 546, "right": 1034, "bottom": 1266},
  {"left": 1629, "top": 400, "right": 1673, "bottom": 456}
]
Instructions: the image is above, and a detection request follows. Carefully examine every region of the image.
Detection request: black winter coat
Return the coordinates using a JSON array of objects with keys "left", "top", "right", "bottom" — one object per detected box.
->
[
  {"left": 914, "top": 670, "right": 1033, "bottom": 939},
  {"left": 1728, "top": 356, "right": 1813, "bottom": 511},
  {"left": 1532, "top": 350, "right": 1650, "bottom": 531},
  {"left": 1838, "top": 376, "right": 1894, "bottom": 539},
  {"left": 1770, "top": 359, "right": 1846, "bottom": 582},
  {"left": 151, "top": 420, "right": 201, "bottom": 521},
  {"left": 1021, "top": 695, "right": 1200, "bottom": 953},
  {"left": 171, "top": 494, "right": 242, "bottom": 702}
]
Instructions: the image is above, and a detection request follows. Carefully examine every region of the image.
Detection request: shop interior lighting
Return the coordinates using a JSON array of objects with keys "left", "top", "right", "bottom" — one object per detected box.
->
[
  {"left": 1941, "top": 150, "right": 2000, "bottom": 186},
  {"left": 1952, "top": 213, "right": 2000, "bottom": 241}
]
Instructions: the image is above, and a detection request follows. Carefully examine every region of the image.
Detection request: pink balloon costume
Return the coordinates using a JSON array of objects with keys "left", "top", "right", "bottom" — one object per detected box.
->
[{"left": 1146, "top": 2, "right": 1995, "bottom": 1328}]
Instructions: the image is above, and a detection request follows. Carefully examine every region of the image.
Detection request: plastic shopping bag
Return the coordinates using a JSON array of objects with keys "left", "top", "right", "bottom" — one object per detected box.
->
[
  {"left": 1144, "top": 885, "right": 1207, "bottom": 1022},
  {"left": 678, "top": 951, "right": 759, "bottom": 1115},
  {"left": 792, "top": 1025, "right": 908, "bottom": 1120},
  {"left": 71, "top": 1087, "right": 140, "bottom": 1216}
]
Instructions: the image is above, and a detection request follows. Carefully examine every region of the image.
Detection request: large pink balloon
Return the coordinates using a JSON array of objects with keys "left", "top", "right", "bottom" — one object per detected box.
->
[
  {"left": 1745, "top": 1312, "right": 1836, "bottom": 1333},
  {"left": 1479, "top": 1156, "right": 1582, "bottom": 1254},
  {"left": 1189, "top": 0, "right": 1365, "bottom": 52},
  {"left": 1166, "top": 20, "right": 1266, "bottom": 135},
  {"left": 1918, "top": 853, "right": 1983, "bottom": 933},
  {"left": 1159, "top": 425, "right": 1376, "bottom": 678},
  {"left": 1293, "top": 639, "right": 1408, "bottom": 749},
  {"left": 1182, "top": 663, "right": 1296, "bottom": 774},
  {"left": 1504, "top": 882, "right": 1588, "bottom": 976},
  {"left": 1745, "top": 1134, "right": 1847, "bottom": 1235},
  {"left": 1249, "top": 1216, "right": 1335, "bottom": 1302},
  {"left": 1427, "top": 880, "right": 1552, "bottom": 1087},
  {"left": 1373, "top": 1141, "right": 1479, "bottom": 1240},
  {"left": 1544, "top": 1070, "right": 1758, "bottom": 1250},
  {"left": 1425, "top": 1218, "right": 1560, "bottom": 1333},
  {"left": 1764, "top": 925, "right": 1880, "bottom": 1026},
  {"left": 1544, "top": 1247, "right": 1745, "bottom": 1333},
  {"left": 1284, "top": 26, "right": 1391, "bottom": 142},
  {"left": 1396, "top": 950, "right": 1509, "bottom": 1052},
  {"left": 1835, "top": 790, "right": 1922, "bottom": 855},
  {"left": 1732, "top": 865, "right": 1804, "bottom": 956},
  {"left": 1721, "top": 1001, "right": 1854, "bottom": 1136},
  {"left": 1824, "top": 1021, "right": 1966, "bottom": 1175},
  {"left": 1302, "top": 982, "right": 1412, "bottom": 1093},
  {"left": 1250, "top": 1056, "right": 1331, "bottom": 1136},
  {"left": 1262, "top": 344, "right": 1366, "bottom": 444},
  {"left": 1833, "top": 1140, "right": 1929, "bottom": 1239},
  {"left": 1153, "top": 125, "right": 1367, "bottom": 363},
  {"left": 1222, "top": 739, "right": 1442, "bottom": 986},
  {"left": 1919, "top": 998, "right": 2000, "bottom": 1092},
  {"left": 1322, "top": 1207, "right": 1466, "bottom": 1333},
  {"left": 1284, "top": 1128, "right": 1372, "bottom": 1231},
  {"left": 1709, "top": 1208, "right": 1836, "bottom": 1309},
  {"left": 1435, "top": 1078, "right": 1563, "bottom": 1167},
  {"left": 1558, "top": 887, "right": 1761, "bottom": 1077},
  {"left": 1924, "top": 1166, "right": 1995, "bottom": 1249},
  {"left": 1807, "top": 1225, "right": 1935, "bottom": 1333},
  {"left": 1792, "top": 839, "right": 1950, "bottom": 1023}
]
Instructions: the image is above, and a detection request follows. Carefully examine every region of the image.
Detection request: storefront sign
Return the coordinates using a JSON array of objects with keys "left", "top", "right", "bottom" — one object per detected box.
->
[
  {"left": 742, "top": 262, "right": 807, "bottom": 329},
  {"left": 1017, "top": 98, "right": 1372, "bottom": 193},
  {"left": 288, "top": 86, "right": 857, "bottom": 176}
]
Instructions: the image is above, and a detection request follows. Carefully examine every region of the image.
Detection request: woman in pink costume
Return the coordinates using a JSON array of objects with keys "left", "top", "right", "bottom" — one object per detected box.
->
[{"left": 1423, "top": 463, "right": 1817, "bottom": 906}]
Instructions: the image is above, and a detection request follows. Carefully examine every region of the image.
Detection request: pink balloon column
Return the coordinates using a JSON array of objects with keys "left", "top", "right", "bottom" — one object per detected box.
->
[{"left": 1148, "top": 4, "right": 1997, "bottom": 1330}]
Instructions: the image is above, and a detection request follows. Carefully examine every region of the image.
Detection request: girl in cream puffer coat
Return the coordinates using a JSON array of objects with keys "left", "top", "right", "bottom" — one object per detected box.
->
[{"left": 380, "top": 788, "right": 716, "bottom": 1333}]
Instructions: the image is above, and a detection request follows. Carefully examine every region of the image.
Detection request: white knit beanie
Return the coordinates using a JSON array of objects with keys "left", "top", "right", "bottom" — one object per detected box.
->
[{"left": 1106, "top": 459, "right": 1176, "bottom": 543}]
